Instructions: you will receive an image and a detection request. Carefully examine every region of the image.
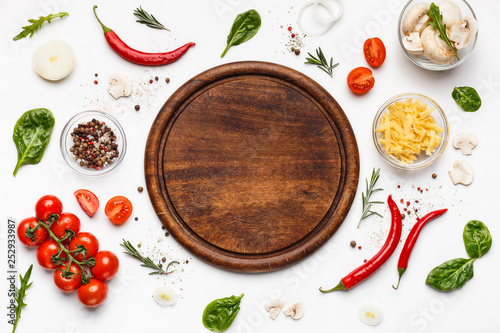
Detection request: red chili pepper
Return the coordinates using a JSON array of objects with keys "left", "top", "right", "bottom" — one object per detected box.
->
[
  {"left": 320, "top": 195, "right": 402, "bottom": 292},
  {"left": 392, "top": 208, "right": 447, "bottom": 289},
  {"left": 93, "top": 6, "right": 195, "bottom": 66}
]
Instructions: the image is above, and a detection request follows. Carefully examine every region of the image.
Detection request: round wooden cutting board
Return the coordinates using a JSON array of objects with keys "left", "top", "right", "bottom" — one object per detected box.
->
[{"left": 145, "top": 61, "right": 359, "bottom": 272}]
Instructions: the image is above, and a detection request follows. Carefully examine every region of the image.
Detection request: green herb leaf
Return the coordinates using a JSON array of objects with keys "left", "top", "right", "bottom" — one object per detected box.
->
[
  {"left": 133, "top": 6, "right": 169, "bottom": 31},
  {"left": 425, "top": 258, "right": 475, "bottom": 291},
  {"left": 13, "top": 12, "right": 68, "bottom": 41},
  {"left": 120, "top": 239, "right": 178, "bottom": 275},
  {"left": 358, "top": 168, "right": 383, "bottom": 227},
  {"left": 304, "top": 47, "right": 339, "bottom": 78},
  {"left": 12, "top": 108, "right": 55, "bottom": 176},
  {"left": 202, "top": 294, "right": 244, "bottom": 332},
  {"left": 12, "top": 265, "right": 34, "bottom": 333},
  {"left": 452, "top": 86, "right": 481, "bottom": 112},
  {"left": 463, "top": 220, "right": 492, "bottom": 258},
  {"left": 221, "top": 9, "right": 261, "bottom": 58},
  {"left": 427, "top": 3, "right": 459, "bottom": 60}
]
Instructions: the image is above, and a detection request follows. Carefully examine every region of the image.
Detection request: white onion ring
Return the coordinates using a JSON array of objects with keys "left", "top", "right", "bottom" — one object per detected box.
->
[{"left": 297, "top": 0, "right": 344, "bottom": 37}]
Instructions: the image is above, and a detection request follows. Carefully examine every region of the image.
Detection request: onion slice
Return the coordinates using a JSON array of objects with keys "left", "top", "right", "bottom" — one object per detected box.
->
[
  {"left": 153, "top": 285, "right": 179, "bottom": 306},
  {"left": 33, "top": 40, "right": 75, "bottom": 81},
  {"left": 357, "top": 301, "right": 383, "bottom": 326},
  {"left": 297, "top": 0, "right": 344, "bottom": 37}
]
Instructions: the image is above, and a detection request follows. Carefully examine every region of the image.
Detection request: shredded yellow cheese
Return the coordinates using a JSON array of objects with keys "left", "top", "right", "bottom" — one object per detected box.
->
[{"left": 375, "top": 99, "right": 444, "bottom": 164}]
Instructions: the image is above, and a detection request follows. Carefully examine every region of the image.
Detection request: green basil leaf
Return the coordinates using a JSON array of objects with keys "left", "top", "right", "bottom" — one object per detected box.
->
[
  {"left": 12, "top": 108, "right": 55, "bottom": 176},
  {"left": 425, "top": 258, "right": 475, "bottom": 291},
  {"left": 221, "top": 9, "right": 261, "bottom": 58},
  {"left": 452, "top": 86, "right": 481, "bottom": 112},
  {"left": 202, "top": 293, "right": 244, "bottom": 332},
  {"left": 463, "top": 220, "right": 492, "bottom": 258}
]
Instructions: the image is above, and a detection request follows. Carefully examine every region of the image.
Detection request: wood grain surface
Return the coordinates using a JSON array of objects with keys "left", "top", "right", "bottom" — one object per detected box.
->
[{"left": 145, "top": 61, "right": 359, "bottom": 272}]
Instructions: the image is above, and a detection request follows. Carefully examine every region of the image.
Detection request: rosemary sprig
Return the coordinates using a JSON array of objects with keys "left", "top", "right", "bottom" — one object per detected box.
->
[
  {"left": 304, "top": 47, "right": 339, "bottom": 78},
  {"left": 358, "top": 168, "right": 384, "bottom": 228},
  {"left": 133, "top": 6, "right": 169, "bottom": 31},
  {"left": 12, "top": 265, "right": 33, "bottom": 333},
  {"left": 13, "top": 12, "right": 68, "bottom": 41},
  {"left": 427, "top": 3, "right": 459, "bottom": 60},
  {"left": 120, "top": 239, "right": 179, "bottom": 275}
]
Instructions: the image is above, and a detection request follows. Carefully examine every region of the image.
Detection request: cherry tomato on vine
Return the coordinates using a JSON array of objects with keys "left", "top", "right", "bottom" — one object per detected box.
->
[
  {"left": 74, "top": 189, "right": 100, "bottom": 217},
  {"left": 50, "top": 212, "right": 81, "bottom": 241},
  {"left": 35, "top": 195, "right": 63, "bottom": 221},
  {"left": 347, "top": 67, "right": 375, "bottom": 94},
  {"left": 17, "top": 216, "right": 48, "bottom": 247},
  {"left": 36, "top": 239, "right": 67, "bottom": 270},
  {"left": 54, "top": 262, "right": 82, "bottom": 292},
  {"left": 105, "top": 196, "right": 133, "bottom": 225},
  {"left": 90, "top": 251, "right": 119, "bottom": 281},
  {"left": 69, "top": 232, "right": 99, "bottom": 262},
  {"left": 363, "top": 37, "right": 386, "bottom": 67},
  {"left": 77, "top": 278, "right": 108, "bottom": 307}
]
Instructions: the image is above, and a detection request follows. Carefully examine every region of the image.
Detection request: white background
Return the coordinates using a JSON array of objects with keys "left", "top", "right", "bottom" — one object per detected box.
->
[{"left": 1, "top": 0, "right": 499, "bottom": 332}]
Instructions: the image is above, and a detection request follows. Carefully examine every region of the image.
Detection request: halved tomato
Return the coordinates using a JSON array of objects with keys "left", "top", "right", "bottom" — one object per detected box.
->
[
  {"left": 347, "top": 67, "right": 375, "bottom": 94},
  {"left": 363, "top": 37, "right": 386, "bottom": 67},
  {"left": 74, "top": 189, "right": 99, "bottom": 217},
  {"left": 105, "top": 196, "right": 133, "bottom": 225}
]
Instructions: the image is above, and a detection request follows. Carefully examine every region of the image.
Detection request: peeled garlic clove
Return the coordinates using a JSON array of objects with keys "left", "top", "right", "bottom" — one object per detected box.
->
[
  {"left": 33, "top": 40, "right": 75, "bottom": 81},
  {"left": 357, "top": 301, "right": 383, "bottom": 326},
  {"left": 153, "top": 285, "right": 179, "bottom": 306}
]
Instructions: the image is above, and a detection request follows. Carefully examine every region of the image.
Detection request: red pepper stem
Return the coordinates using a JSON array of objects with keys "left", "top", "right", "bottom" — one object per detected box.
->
[
  {"left": 392, "top": 267, "right": 406, "bottom": 290},
  {"left": 319, "top": 280, "right": 346, "bottom": 293},
  {"left": 93, "top": 5, "right": 112, "bottom": 34}
]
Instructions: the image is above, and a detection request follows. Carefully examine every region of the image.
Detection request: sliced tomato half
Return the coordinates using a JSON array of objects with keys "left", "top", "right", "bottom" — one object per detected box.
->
[
  {"left": 363, "top": 37, "right": 386, "bottom": 67},
  {"left": 105, "top": 196, "right": 133, "bottom": 225},
  {"left": 74, "top": 189, "right": 99, "bottom": 217},
  {"left": 347, "top": 67, "right": 375, "bottom": 94}
]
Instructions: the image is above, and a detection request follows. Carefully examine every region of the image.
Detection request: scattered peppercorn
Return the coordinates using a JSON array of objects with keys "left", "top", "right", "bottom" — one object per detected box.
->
[
  {"left": 363, "top": 259, "right": 367, "bottom": 263},
  {"left": 358, "top": 246, "right": 362, "bottom": 250},
  {"left": 294, "top": 48, "right": 300, "bottom": 55},
  {"left": 288, "top": 26, "right": 292, "bottom": 32},
  {"left": 155, "top": 76, "right": 159, "bottom": 81},
  {"left": 149, "top": 79, "right": 153, "bottom": 84},
  {"left": 134, "top": 217, "right": 138, "bottom": 221},
  {"left": 135, "top": 105, "right": 140, "bottom": 111},
  {"left": 165, "top": 232, "right": 169, "bottom": 237},
  {"left": 185, "top": 260, "right": 189, "bottom": 264},
  {"left": 401, "top": 213, "right": 405, "bottom": 220},
  {"left": 161, "top": 257, "right": 166, "bottom": 263},
  {"left": 161, "top": 225, "right": 166, "bottom": 230},
  {"left": 94, "top": 80, "right": 98, "bottom": 84},
  {"left": 350, "top": 240, "right": 357, "bottom": 248},
  {"left": 137, "top": 186, "right": 143, "bottom": 193},
  {"left": 432, "top": 173, "right": 437, "bottom": 179},
  {"left": 94, "top": 73, "right": 98, "bottom": 77},
  {"left": 165, "top": 78, "right": 170, "bottom": 83},
  {"left": 137, "top": 243, "right": 142, "bottom": 248}
]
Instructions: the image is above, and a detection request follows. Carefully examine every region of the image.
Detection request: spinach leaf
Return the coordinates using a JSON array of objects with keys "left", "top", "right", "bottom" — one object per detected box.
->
[
  {"left": 12, "top": 108, "right": 55, "bottom": 176},
  {"left": 425, "top": 258, "right": 475, "bottom": 292},
  {"left": 452, "top": 86, "right": 481, "bottom": 112},
  {"left": 463, "top": 220, "right": 492, "bottom": 258},
  {"left": 202, "top": 293, "right": 244, "bottom": 332},
  {"left": 221, "top": 9, "right": 261, "bottom": 58}
]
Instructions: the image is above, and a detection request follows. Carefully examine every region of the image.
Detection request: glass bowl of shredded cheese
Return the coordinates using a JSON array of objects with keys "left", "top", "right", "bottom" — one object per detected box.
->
[{"left": 372, "top": 93, "right": 449, "bottom": 170}]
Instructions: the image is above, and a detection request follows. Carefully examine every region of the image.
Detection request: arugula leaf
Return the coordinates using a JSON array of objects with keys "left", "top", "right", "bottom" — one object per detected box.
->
[
  {"left": 13, "top": 12, "right": 68, "bottom": 41},
  {"left": 427, "top": 3, "right": 459, "bottom": 60},
  {"left": 221, "top": 9, "right": 261, "bottom": 58},
  {"left": 12, "top": 265, "right": 33, "bottom": 333}
]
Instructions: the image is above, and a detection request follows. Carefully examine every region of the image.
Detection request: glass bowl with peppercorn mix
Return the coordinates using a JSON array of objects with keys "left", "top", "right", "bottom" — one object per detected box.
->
[
  {"left": 60, "top": 110, "right": 126, "bottom": 176},
  {"left": 372, "top": 93, "right": 449, "bottom": 170}
]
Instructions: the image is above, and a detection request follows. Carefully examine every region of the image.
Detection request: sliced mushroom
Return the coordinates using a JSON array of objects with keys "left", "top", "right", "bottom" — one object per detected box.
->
[
  {"left": 449, "top": 160, "right": 473, "bottom": 185},
  {"left": 421, "top": 26, "right": 455, "bottom": 64},
  {"left": 452, "top": 132, "right": 477, "bottom": 155},
  {"left": 402, "top": 2, "right": 430, "bottom": 36},
  {"left": 402, "top": 32, "right": 424, "bottom": 55},
  {"left": 283, "top": 302, "right": 304, "bottom": 320},
  {"left": 438, "top": 1, "right": 462, "bottom": 26},
  {"left": 107, "top": 73, "right": 133, "bottom": 99},
  {"left": 448, "top": 17, "right": 478, "bottom": 49},
  {"left": 265, "top": 299, "right": 284, "bottom": 320}
]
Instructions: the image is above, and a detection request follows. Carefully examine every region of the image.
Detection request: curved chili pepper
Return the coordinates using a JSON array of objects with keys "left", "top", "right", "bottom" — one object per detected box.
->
[
  {"left": 320, "top": 195, "right": 402, "bottom": 292},
  {"left": 93, "top": 5, "right": 195, "bottom": 66},
  {"left": 392, "top": 208, "right": 447, "bottom": 289}
]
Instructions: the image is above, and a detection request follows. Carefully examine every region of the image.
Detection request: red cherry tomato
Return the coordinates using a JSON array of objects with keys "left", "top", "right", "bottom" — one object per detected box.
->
[
  {"left": 36, "top": 239, "right": 67, "bottom": 270},
  {"left": 77, "top": 278, "right": 108, "bottom": 307},
  {"left": 54, "top": 262, "right": 82, "bottom": 292},
  {"left": 90, "top": 251, "right": 119, "bottom": 281},
  {"left": 363, "top": 37, "right": 386, "bottom": 67},
  {"left": 50, "top": 212, "right": 81, "bottom": 241},
  {"left": 35, "top": 195, "right": 63, "bottom": 221},
  {"left": 17, "top": 216, "right": 49, "bottom": 247},
  {"left": 74, "top": 189, "right": 100, "bottom": 217},
  {"left": 347, "top": 67, "right": 375, "bottom": 94},
  {"left": 69, "top": 232, "right": 99, "bottom": 262},
  {"left": 105, "top": 196, "right": 133, "bottom": 225}
]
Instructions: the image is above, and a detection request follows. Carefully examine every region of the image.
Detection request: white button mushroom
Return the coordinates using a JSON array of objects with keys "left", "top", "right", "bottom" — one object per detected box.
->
[
  {"left": 283, "top": 302, "right": 304, "bottom": 320},
  {"left": 448, "top": 17, "right": 478, "bottom": 49},
  {"left": 402, "top": 32, "right": 424, "bottom": 55},
  {"left": 421, "top": 26, "right": 455, "bottom": 64},
  {"left": 265, "top": 299, "right": 284, "bottom": 319},
  {"left": 402, "top": 2, "right": 431, "bottom": 36},
  {"left": 449, "top": 160, "right": 474, "bottom": 185},
  {"left": 452, "top": 132, "right": 477, "bottom": 155},
  {"left": 357, "top": 301, "right": 383, "bottom": 326},
  {"left": 107, "top": 73, "right": 133, "bottom": 99},
  {"left": 437, "top": 1, "right": 462, "bottom": 26}
]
